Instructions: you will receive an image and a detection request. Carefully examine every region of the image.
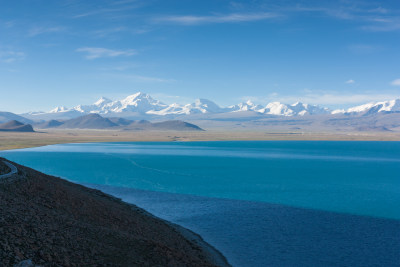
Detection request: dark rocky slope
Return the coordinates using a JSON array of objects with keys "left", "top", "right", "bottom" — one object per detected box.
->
[{"left": 0, "top": 159, "right": 229, "bottom": 267}]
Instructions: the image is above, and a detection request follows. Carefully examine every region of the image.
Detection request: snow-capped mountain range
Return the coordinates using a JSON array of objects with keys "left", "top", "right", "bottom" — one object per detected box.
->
[
  {"left": 332, "top": 99, "right": 400, "bottom": 115},
  {"left": 27, "top": 92, "right": 400, "bottom": 120}
]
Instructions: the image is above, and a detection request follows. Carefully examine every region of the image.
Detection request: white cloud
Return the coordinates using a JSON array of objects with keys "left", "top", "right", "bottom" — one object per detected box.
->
[
  {"left": 348, "top": 44, "right": 378, "bottom": 54},
  {"left": 391, "top": 79, "right": 400, "bottom": 86},
  {"left": 0, "top": 50, "right": 25, "bottom": 63},
  {"left": 290, "top": 3, "right": 400, "bottom": 32},
  {"left": 3, "top": 21, "right": 16, "bottom": 28},
  {"left": 73, "top": 8, "right": 123, "bottom": 19},
  {"left": 76, "top": 47, "right": 136, "bottom": 59},
  {"left": 345, "top": 79, "right": 355, "bottom": 84},
  {"left": 28, "top": 26, "right": 65, "bottom": 37},
  {"left": 155, "top": 13, "right": 279, "bottom": 25},
  {"left": 362, "top": 23, "right": 400, "bottom": 32},
  {"left": 367, "top": 7, "right": 389, "bottom": 14},
  {"left": 72, "top": 2, "right": 143, "bottom": 19},
  {"left": 92, "top": 27, "right": 150, "bottom": 38}
]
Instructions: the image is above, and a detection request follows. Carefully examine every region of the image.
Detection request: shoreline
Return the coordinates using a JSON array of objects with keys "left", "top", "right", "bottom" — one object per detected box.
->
[
  {"left": 91, "top": 184, "right": 400, "bottom": 267},
  {"left": 89, "top": 184, "right": 231, "bottom": 267},
  {"left": 1, "top": 129, "right": 400, "bottom": 151},
  {"left": 124, "top": 197, "right": 231, "bottom": 267}
]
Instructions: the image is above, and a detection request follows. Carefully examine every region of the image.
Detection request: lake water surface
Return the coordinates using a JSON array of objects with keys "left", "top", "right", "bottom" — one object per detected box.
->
[
  {"left": 2, "top": 141, "right": 400, "bottom": 266},
  {"left": 3, "top": 141, "right": 400, "bottom": 219}
]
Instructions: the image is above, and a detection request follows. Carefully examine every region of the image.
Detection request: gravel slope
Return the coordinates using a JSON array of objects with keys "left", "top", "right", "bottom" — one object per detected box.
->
[{"left": 0, "top": 158, "right": 230, "bottom": 267}]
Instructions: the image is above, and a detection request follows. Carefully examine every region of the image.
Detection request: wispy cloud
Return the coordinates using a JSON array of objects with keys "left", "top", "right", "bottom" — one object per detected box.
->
[
  {"left": 92, "top": 27, "right": 127, "bottom": 38},
  {"left": 73, "top": 7, "right": 127, "bottom": 19},
  {"left": 391, "top": 79, "right": 400, "bottom": 86},
  {"left": 76, "top": 47, "right": 137, "bottom": 59},
  {"left": 367, "top": 7, "right": 389, "bottom": 14},
  {"left": 153, "top": 2, "right": 400, "bottom": 31},
  {"left": 3, "top": 20, "right": 16, "bottom": 28},
  {"left": 362, "top": 20, "right": 400, "bottom": 32},
  {"left": 28, "top": 26, "right": 65, "bottom": 37},
  {"left": 0, "top": 50, "right": 25, "bottom": 63},
  {"left": 154, "top": 12, "right": 280, "bottom": 25},
  {"left": 285, "top": 2, "right": 400, "bottom": 32},
  {"left": 345, "top": 79, "right": 355, "bottom": 84},
  {"left": 291, "top": 5, "right": 354, "bottom": 20},
  {"left": 91, "top": 26, "right": 150, "bottom": 38},
  {"left": 348, "top": 44, "right": 379, "bottom": 54},
  {"left": 72, "top": 1, "right": 143, "bottom": 19},
  {"left": 106, "top": 73, "right": 176, "bottom": 83}
]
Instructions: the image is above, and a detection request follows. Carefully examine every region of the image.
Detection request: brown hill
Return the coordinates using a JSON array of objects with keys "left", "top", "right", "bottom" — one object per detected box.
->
[
  {"left": 35, "top": 119, "right": 64, "bottom": 128},
  {"left": 0, "top": 159, "right": 229, "bottom": 267},
  {"left": 58, "top": 114, "right": 118, "bottom": 129},
  {"left": 37, "top": 114, "right": 205, "bottom": 131},
  {"left": 152, "top": 120, "right": 204, "bottom": 131},
  {"left": 107, "top": 117, "right": 133, "bottom": 126},
  {"left": 0, "top": 120, "right": 34, "bottom": 132},
  {"left": 124, "top": 120, "right": 204, "bottom": 131}
]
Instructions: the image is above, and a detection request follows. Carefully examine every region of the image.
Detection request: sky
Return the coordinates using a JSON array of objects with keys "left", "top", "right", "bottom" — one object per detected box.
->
[{"left": 0, "top": 0, "right": 399, "bottom": 113}]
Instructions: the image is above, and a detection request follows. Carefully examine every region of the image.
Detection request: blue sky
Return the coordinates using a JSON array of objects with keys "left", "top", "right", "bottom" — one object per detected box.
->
[{"left": 0, "top": 0, "right": 399, "bottom": 113}]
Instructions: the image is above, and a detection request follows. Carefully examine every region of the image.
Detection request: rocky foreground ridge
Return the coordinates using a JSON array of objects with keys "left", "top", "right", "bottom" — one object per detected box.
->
[{"left": 0, "top": 159, "right": 229, "bottom": 267}]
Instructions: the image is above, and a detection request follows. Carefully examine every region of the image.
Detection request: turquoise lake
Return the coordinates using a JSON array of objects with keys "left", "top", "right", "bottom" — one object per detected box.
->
[{"left": 2, "top": 141, "right": 400, "bottom": 219}]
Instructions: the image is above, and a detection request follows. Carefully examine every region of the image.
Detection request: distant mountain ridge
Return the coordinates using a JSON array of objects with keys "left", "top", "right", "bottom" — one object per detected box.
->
[
  {"left": 34, "top": 114, "right": 203, "bottom": 131},
  {"left": 333, "top": 99, "right": 400, "bottom": 115},
  {"left": 59, "top": 114, "right": 118, "bottom": 129},
  {"left": 24, "top": 92, "right": 400, "bottom": 121},
  {"left": 0, "top": 120, "right": 34, "bottom": 132},
  {"left": 0, "top": 112, "right": 33, "bottom": 124}
]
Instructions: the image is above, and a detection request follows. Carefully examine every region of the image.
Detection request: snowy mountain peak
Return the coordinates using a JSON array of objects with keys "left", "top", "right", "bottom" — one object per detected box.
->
[
  {"left": 50, "top": 106, "right": 69, "bottom": 113},
  {"left": 29, "top": 92, "right": 400, "bottom": 120},
  {"left": 229, "top": 100, "right": 263, "bottom": 112},
  {"left": 378, "top": 99, "right": 400, "bottom": 112},
  {"left": 256, "top": 101, "right": 329, "bottom": 116},
  {"left": 94, "top": 97, "right": 112, "bottom": 107},
  {"left": 291, "top": 102, "right": 305, "bottom": 107},
  {"left": 193, "top": 99, "right": 224, "bottom": 113},
  {"left": 335, "top": 98, "right": 400, "bottom": 115},
  {"left": 121, "top": 92, "right": 148, "bottom": 103},
  {"left": 113, "top": 92, "right": 167, "bottom": 113},
  {"left": 263, "top": 102, "right": 293, "bottom": 116}
]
